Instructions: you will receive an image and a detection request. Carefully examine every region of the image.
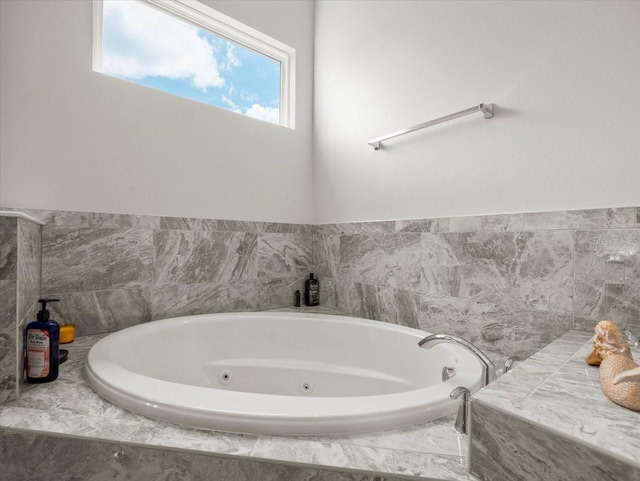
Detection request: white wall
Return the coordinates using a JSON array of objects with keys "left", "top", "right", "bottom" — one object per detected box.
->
[
  {"left": 0, "top": 0, "right": 314, "bottom": 223},
  {"left": 313, "top": 1, "right": 640, "bottom": 223}
]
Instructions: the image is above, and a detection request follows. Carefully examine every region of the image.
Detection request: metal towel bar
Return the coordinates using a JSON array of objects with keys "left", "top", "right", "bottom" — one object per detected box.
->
[{"left": 368, "top": 103, "right": 494, "bottom": 150}]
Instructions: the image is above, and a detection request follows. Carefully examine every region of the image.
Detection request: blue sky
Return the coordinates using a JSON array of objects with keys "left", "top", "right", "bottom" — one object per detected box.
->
[{"left": 101, "top": 0, "right": 281, "bottom": 124}]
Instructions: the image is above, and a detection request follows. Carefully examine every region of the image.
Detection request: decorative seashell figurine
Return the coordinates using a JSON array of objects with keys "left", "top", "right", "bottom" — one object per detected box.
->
[
  {"left": 586, "top": 320, "right": 640, "bottom": 412},
  {"left": 585, "top": 320, "right": 632, "bottom": 366}
]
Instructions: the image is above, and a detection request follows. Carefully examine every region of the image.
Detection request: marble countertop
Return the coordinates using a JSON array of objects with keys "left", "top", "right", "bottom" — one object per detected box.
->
[
  {"left": 473, "top": 330, "right": 640, "bottom": 470},
  {"left": 0, "top": 310, "right": 477, "bottom": 481}
]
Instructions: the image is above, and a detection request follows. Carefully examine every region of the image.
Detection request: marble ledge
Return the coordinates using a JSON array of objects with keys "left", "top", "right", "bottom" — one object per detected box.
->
[
  {"left": 4, "top": 205, "right": 639, "bottom": 234},
  {"left": 471, "top": 330, "right": 640, "bottom": 471},
  {"left": 0, "top": 327, "right": 477, "bottom": 481},
  {"left": 0, "top": 211, "right": 45, "bottom": 226}
]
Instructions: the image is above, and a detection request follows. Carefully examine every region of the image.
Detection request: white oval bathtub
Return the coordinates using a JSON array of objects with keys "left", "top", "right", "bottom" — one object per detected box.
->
[{"left": 85, "top": 312, "right": 484, "bottom": 435}]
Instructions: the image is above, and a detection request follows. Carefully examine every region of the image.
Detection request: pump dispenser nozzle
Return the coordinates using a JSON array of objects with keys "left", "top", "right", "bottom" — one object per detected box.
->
[{"left": 37, "top": 298, "right": 59, "bottom": 321}]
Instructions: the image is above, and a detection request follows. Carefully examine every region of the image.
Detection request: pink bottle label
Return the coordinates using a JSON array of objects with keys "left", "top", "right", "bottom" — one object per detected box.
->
[{"left": 27, "top": 329, "right": 50, "bottom": 378}]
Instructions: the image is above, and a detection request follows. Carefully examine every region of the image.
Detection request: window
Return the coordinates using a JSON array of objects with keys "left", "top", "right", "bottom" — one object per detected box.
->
[{"left": 93, "top": 0, "right": 295, "bottom": 128}]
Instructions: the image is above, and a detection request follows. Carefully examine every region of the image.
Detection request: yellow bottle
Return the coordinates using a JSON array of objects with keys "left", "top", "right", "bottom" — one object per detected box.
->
[{"left": 59, "top": 323, "right": 75, "bottom": 344}]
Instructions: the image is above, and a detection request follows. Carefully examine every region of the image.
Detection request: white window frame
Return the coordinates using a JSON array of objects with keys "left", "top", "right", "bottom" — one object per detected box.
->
[{"left": 92, "top": 0, "right": 296, "bottom": 129}]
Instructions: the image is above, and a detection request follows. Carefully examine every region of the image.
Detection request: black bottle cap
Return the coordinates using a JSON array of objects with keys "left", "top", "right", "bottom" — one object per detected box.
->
[
  {"left": 310, "top": 273, "right": 315, "bottom": 280},
  {"left": 37, "top": 298, "right": 60, "bottom": 321}
]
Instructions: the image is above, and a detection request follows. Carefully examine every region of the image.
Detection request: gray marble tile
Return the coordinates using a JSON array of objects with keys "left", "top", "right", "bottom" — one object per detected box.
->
[
  {"left": 0, "top": 431, "right": 193, "bottom": 481},
  {"left": 152, "top": 281, "right": 258, "bottom": 320},
  {"left": 11, "top": 208, "right": 161, "bottom": 229},
  {"left": 625, "top": 322, "right": 640, "bottom": 342},
  {"left": 502, "top": 395, "right": 640, "bottom": 467},
  {"left": 0, "top": 216, "right": 17, "bottom": 280},
  {"left": 523, "top": 207, "right": 637, "bottom": 230},
  {"left": 1, "top": 406, "right": 141, "bottom": 440},
  {"left": 264, "top": 222, "right": 314, "bottom": 234},
  {"left": 470, "top": 400, "right": 640, "bottom": 481},
  {"left": 314, "top": 414, "right": 464, "bottom": 458},
  {"left": 421, "top": 231, "right": 574, "bottom": 314},
  {"left": 392, "top": 451, "right": 475, "bottom": 480},
  {"left": 46, "top": 288, "right": 152, "bottom": 336},
  {"left": 0, "top": 279, "right": 17, "bottom": 325},
  {"left": 472, "top": 354, "right": 571, "bottom": 408},
  {"left": 112, "top": 228, "right": 154, "bottom": 286},
  {"left": 317, "top": 221, "right": 396, "bottom": 235},
  {"left": 13, "top": 374, "right": 140, "bottom": 421},
  {"left": 216, "top": 219, "right": 268, "bottom": 233},
  {"left": 257, "top": 274, "right": 307, "bottom": 310},
  {"left": 420, "top": 233, "right": 463, "bottom": 298},
  {"left": 249, "top": 436, "right": 396, "bottom": 474},
  {"left": 313, "top": 233, "right": 340, "bottom": 279},
  {"left": 126, "top": 418, "right": 258, "bottom": 456},
  {"left": 395, "top": 218, "right": 450, "bottom": 233},
  {"left": 5, "top": 208, "right": 90, "bottom": 226},
  {"left": 420, "top": 297, "right": 573, "bottom": 357},
  {"left": 87, "top": 212, "right": 161, "bottom": 229},
  {"left": 152, "top": 219, "right": 313, "bottom": 235},
  {"left": 557, "top": 329, "right": 593, "bottom": 343},
  {"left": 16, "top": 303, "right": 38, "bottom": 397},
  {"left": 17, "top": 219, "right": 41, "bottom": 325},
  {"left": 340, "top": 234, "right": 420, "bottom": 291},
  {"left": 191, "top": 454, "right": 380, "bottom": 481},
  {"left": 42, "top": 227, "right": 154, "bottom": 293},
  {"left": 522, "top": 384, "right": 640, "bottom": 459},
  {"left": 0, "top": 325, "right": 17, "bottom": 403},
  {"left": 0, "top": 276, "right": 18, "bottom": 402},
  {"left": 573, "top": 316, "right": 599, "bottom": 332},
  {"left": 549, "top": 355, "right": 600, "bottom": 391},
  {"left": 574, "top": 229, "right": 640, "bottom": 325},
  {"left": 160, "top": 216, "right": 218, "bottom": 230},
  {"left": 449, "top": 213, "right": 523, "bottom": 233},
  {"left": 257, "top": 234, "right": 313, "bottom": 279},
  {"left": 338, "top": 282, "right": 420, "bottom": 328},
  {"left": 319, "top": 277, "right": 338, "bottom": 309},
  {"left": 154, "top": 231, "right": 258, "bottom": 287}
]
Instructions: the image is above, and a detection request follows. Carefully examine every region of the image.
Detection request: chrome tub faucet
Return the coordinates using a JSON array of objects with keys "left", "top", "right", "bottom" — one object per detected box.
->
[{"left": 419, "top": 333, "right": 497, "bottom": 435}]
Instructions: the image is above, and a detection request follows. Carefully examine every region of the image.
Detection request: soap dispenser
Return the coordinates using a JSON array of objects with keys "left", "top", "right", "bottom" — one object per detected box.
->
[{"left": 26, "top": 298, "right": 60, "bottom": 383}]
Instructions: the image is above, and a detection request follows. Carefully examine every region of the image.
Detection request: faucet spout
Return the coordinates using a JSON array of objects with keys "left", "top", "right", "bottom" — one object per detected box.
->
[{"left": 419, "top": 334, "right": 496, "bottom": 387}]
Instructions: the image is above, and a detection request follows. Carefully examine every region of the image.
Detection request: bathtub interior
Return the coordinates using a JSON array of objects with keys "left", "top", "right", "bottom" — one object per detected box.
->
[{"left": 102, "top": 313, "right": 476, "bottom": 397}]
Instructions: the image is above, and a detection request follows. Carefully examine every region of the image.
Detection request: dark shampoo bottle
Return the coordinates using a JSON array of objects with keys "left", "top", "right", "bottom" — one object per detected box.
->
[
  {"left": 304, "top": 273, "right": 319, "bottom": 306},
  {"left": 26, "top": 299, "right": 60, "bottom": 383}
]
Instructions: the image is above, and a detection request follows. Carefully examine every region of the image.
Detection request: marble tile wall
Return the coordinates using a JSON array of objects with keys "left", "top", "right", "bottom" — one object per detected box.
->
[
  {"left": 7, "top": 209, "right": 314, "bottom": 336},
  {"left": 0, "top": 217, "right": 18, "bottom": 403},
  {"left": 5, "top": 206, "right": 639, "bottom": 361},
  {"left": 0, "top": 216, "right": 41, "bottom": 403},
  {"left": 314, "top": 206, "right": 640, "bottom": 359}
]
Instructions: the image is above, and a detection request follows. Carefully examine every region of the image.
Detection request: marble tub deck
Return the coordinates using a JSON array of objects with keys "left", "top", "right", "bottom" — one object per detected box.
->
[
  {"left": 471, "top": 330, "right": 640, "bottom": 479},
  {"left": 0, "top": 333, "right": 477, "bottom": 481}
]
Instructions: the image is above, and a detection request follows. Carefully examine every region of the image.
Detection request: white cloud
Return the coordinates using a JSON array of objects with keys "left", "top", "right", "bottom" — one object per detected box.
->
[
  {"left": 102, "top": 0, "right": 224, "bottom": 90},
  {"left": 245, "top": 104, "right": 280, "bottom": 124},
  {"left": 240, "top": 90, "right": 259, "bottom": 103},
  {"left": 221, "top": 95, "right": 241, "bottom": 113},
  {"left": 223, "top": 44, "right": 242, "bottom": 71}
]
